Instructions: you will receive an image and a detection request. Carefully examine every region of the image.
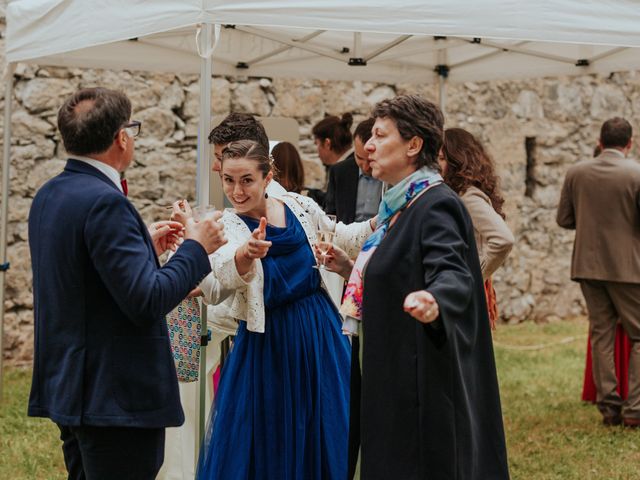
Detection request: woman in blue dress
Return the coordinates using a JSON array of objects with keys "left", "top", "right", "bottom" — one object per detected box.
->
[{"left": 194, "top": 140, "right": 374, "bottom": 480}]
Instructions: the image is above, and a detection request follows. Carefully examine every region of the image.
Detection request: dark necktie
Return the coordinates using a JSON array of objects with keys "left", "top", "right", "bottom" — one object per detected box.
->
[{"left": 120, "top": 178, "right": 128, "bottom": 197}]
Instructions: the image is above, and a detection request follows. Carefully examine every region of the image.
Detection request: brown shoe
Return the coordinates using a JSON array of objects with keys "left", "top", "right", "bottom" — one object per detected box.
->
[
  {"left": 622, "top": 417, "right": 640, "bottom": 428},
  {"left": 603, "top": 414, "right": 622, "bottom": 426}
]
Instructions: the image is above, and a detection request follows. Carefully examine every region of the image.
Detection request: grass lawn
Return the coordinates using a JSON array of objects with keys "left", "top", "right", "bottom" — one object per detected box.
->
[
  {"left": 1, "top": 318, "right": 639, "bottom": 479},
  {"left": 494, "top": 318, "right": 640, "bottom": 479}
]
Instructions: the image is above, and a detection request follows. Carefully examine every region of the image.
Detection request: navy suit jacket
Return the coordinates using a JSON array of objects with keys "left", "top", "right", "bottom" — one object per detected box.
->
[
  {"left": 28, "top": 159, "right": 211, "bottom": 428},
  {"left": 325, "top": 153, "right": 359, "bottom": 224}
]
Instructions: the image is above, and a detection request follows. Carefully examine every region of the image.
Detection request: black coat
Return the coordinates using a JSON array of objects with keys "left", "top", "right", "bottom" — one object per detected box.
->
[
  {"left": 324, "top": 153, "right": 359, "bottom": 223},
  {"left": 361, "top": 184, "right": 510, "bottom": 479}
]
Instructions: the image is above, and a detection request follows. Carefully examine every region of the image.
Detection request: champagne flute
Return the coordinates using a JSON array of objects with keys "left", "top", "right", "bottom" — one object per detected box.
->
[
  {"left": 314, "top": 214, "right": 337, "bottom": 269},
  {"left": 316, "top": 230, "right": 336, "bottom": 270}
]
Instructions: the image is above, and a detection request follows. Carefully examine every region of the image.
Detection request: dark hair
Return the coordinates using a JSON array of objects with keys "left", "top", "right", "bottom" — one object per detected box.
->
[
  {"left": 593, "top": 144, "right": 602, "bottom": 157},
  {"left": 600, "top": 117, "right": 632, "bottom": 149},
  {"left": 209, "top": 113, "right": 269, "bottom": 152},
  {"left": 312, "top": 112, "right": 353, "bottom": 154},
  {"left": 372, "top": 95, "right": 443, "bottom": 170},
  {"left": 354, "top": 117, "right": 375, "bottom": 144},
  {"left": 271, "top": 142, "right": 305, "bottom": 193},
  {"left": 442, "top": 128, "right": 506, "bottom": 218},
  {"left": 57, "top": 88, "right": 131, "bottom": 156},
  {"left": 221, "top": 140, "right": 271, "bottom": 178}
]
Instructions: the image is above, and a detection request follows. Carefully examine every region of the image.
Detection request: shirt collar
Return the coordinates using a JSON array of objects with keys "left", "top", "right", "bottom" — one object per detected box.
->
[
  {"left": 71, "top": 155, "right": 123, "bottom": 192},
  {"left": 337, "top": 147, "right": 354, "bottom": 164},
  {"left": 601, "top": 148, "right": 626, "bottom": 159}
]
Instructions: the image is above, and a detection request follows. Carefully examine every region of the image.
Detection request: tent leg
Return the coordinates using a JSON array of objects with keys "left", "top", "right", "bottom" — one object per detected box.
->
[
  {"left": 0, "top": 67, "right": 15, "bottom": 402},
  {"left": 435, "top": 39, "right": 449, "bottom": 119},
  {"left": 438, "top": 75, "right": 447, "bottom": 118},
  {"left": 195, "top": 22, "right": 214, "bottom": 465}
]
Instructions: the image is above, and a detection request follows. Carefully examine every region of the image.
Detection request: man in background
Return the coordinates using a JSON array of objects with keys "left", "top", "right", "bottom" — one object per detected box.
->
[
  {"left": 325, "top": 117, "right": 382, "bottom": 224},
  {"left": 557, "top": 117, "right": 640, "bottom": 428},
  {"left": 208, "top": 112, "right": 287, "bottom": 197}
]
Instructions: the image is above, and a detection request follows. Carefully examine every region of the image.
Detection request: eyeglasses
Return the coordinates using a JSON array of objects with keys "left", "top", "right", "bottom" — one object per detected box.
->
[{"left": 116, "top": 120, "right": 142, "bottom": 139}]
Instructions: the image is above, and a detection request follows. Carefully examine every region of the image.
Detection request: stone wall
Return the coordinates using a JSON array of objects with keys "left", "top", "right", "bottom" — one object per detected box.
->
[{"left": 2, "top": 18, "right": 640, "bottom": 362}]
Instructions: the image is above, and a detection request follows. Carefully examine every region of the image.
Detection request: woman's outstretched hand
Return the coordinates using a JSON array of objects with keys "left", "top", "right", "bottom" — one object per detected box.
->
[
  {"left": 403, "top": 290, "right": 440, "bottom": 324},
  {"left": 241, "top": 217, "right": 272, "bottom": 260}
]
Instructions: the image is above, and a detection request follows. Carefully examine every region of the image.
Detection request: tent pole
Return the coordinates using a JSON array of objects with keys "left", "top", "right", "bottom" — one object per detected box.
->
[
  {"left": 0, "top": 66, "right": 15, "bottom": 402},
  {"left": 196, "top": 22, "right": 213, "bottom": 463},
  {"left": 435, "top": 38, "right": 449, "bottom": 118},
  {"left": 438, "top": 74, "right": 447, "bottom": 118}
]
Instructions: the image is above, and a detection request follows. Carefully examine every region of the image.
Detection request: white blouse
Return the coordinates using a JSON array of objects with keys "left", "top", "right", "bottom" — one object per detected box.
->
[{"left": 199, "top": 191, "right": 373, "bottom": 333}]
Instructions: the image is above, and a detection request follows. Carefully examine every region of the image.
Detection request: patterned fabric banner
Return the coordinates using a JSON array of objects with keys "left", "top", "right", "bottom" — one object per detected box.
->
[{"left": 166, "top": 297, "right": 201, "bottom": 382}]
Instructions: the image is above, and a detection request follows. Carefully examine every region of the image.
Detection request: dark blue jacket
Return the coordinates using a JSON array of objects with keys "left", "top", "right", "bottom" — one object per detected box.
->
[{"left": 28, "top": 159, "right": 211, "bottom": 428}]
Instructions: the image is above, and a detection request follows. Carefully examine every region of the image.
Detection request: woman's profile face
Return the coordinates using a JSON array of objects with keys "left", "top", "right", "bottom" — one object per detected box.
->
[
  {"left": 365, "top": 117, "right": 415, "bottom": 185},
  {"left": 221, "top": 157, "right": 271, "bottom": 215},
  {"left": 437, "top": 149, "right": 447, "bottom": 176}
]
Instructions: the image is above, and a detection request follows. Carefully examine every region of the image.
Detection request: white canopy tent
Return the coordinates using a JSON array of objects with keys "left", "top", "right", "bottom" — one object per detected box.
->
[{"left": 3, "top": 0, "right": 640, "bottom": 449}]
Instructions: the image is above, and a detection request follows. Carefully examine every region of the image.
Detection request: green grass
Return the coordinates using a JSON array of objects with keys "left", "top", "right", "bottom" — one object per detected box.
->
[
  {"left": 494, "top": 318, "right": 640, "bottom": 480},
  {"left": 0, "top": 368, "right": 66, "bottom": 480},
  {"left": 1, "top": 319, "right": 638, "bottom": 479}
]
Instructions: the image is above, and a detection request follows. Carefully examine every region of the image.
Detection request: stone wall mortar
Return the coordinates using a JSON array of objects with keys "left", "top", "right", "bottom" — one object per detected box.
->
[{"left": 2, "top": 19, "right": 640, "bottom": 362}]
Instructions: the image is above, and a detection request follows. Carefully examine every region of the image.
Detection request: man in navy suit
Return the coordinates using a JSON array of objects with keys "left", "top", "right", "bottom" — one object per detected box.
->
[{"left": 28, "top": 87, "right": 227, "bottom": 480}]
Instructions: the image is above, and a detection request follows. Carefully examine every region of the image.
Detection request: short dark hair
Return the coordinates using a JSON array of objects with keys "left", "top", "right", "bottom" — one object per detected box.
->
[
  {"left": 354, "top": 117, "right": 375, "bottom": 144},
  {"left": 312, "top": 112, "right": 353, "bottom": 154},
  {"left": 372, "top": 95, "right": 444, "bottom": 170},
  {"left": 271, "top": 142, "right": 305, "bottom": 194},
  {"left": 57, "top": 88, "right": 131, "bottom": 156},
  {"left": 600, "top": 117, "right": 632, "bottom": 149},
  {"left": 221, "top": 140, "right": 271, "bottom": 178},
  {"left": 208, "top": 113, "right": 269, "bottom": 152}
]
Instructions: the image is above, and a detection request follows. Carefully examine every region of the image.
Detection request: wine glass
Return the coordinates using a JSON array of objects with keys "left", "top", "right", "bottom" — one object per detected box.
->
[
  {"left": 314, "top": 214, "right": 337, "bottom": 269},
  {"left": 316, "top": 230, "right": 336, "bottom": 270},
  {"left": 192, "top": 204, "right": 217, "bottom": 222}
]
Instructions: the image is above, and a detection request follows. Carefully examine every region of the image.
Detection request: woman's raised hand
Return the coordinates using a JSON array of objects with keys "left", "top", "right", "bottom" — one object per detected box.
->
[
  {"left": 241, "top": 217, "right": 272, "bottom": 260},
  {"left": 403, "top": 290, "right": 440, "bottom": 324},
  {"left": 171, "top": 199, "right": 193, "bottom": 227}
]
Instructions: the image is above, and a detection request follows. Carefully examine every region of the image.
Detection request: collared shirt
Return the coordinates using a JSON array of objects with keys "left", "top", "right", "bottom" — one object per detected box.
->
[
  {"left": 354, "top": 169, "right": 383, "bottom": 222},
  {"left": 601, "top": 148, "right": 626, "bottom": 159},
  {"left": 71, "top": 155, "right": 123, "bottom": 193}
]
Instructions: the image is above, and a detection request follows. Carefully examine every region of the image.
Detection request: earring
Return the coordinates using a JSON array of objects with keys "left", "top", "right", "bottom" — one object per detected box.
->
[{"left": 265, "top": 192, "right": 269, "bottom": 199}]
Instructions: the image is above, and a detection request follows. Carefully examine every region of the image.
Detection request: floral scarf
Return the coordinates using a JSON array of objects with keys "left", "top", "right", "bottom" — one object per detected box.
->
[{"left": 340, "top": 167, "right": 443, "bottom": 335}]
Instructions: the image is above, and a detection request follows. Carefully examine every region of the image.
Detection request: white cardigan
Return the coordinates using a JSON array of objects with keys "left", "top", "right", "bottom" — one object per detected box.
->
[{"left": 199, "top": 191, "right": 373, "bottom": 333}]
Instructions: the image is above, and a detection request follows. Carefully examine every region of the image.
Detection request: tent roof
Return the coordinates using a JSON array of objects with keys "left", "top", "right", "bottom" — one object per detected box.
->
[{"left": 6, "top": 1, "right": 640, "bottom": 84}]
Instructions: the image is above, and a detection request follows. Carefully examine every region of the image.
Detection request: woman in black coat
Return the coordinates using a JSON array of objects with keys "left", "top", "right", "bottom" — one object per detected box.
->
[{"left": 326, "top": 95, "right": 510, "bottom": 479}]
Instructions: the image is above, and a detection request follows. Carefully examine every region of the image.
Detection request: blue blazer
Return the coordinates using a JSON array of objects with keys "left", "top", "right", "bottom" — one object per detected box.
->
[{"left": 28, "top": 159, "right": 211, "bottom": 428}]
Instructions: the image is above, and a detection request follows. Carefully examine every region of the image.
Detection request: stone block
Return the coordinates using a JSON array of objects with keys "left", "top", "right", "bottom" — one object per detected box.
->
[
  {"left": 590, "top": 84, "right": 631, "bottom": 119},
  {"left": 16, "top": 78, "right": 76, "bottom": 114},
  {"left": 230, "top": 81, "right": 270, "bottom": 116},
  {"left": 512, "top": 90, "right": 544, "bottom": 119},
  {"left": 136, "top": 107, "right": 176, "bottom": 140}
]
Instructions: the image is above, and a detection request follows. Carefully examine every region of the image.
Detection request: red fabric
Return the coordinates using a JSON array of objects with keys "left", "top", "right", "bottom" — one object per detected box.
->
[
  {"left": 120, "top": 178, "right": 128, "bottom": 197},
  {"left": 484, "top": 278, "right": 498, "bottom": 330},
  {"left": 213, "top": 365, "right": 221, "bottom": 396},
  {"left": 581, "top": 324, "right": 631, "bottom": 402}
]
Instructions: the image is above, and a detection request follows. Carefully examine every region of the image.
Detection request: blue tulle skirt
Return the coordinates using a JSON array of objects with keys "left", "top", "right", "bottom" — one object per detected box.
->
[{"left": 197, "top": 207, "right": 350, "bottom": 480}]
